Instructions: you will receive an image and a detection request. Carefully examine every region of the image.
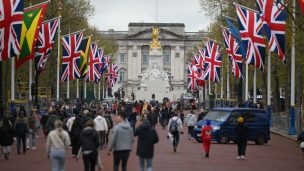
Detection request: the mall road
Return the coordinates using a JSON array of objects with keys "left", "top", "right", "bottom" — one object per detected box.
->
[{"left": 0, "top": 123, "right": 303, "bottom": 171}]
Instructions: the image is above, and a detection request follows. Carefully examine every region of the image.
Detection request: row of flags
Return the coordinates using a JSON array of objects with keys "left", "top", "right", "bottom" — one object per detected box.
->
[
  {"left": 0, "top": 0, "right": 119, "bottom": 88},
  {"left": 187, "top": 0, "right": 295, "bottom": 92}
]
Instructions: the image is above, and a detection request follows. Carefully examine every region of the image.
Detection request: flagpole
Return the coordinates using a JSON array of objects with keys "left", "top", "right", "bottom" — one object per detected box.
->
[
  {"left": 267, "top": 51, "right": 272, "bottom": 126},
  {"left": 102, "top": 76, "right": 105, "bottom": 99},
  {"left": 84, "top": 81, "right": 87, "bottom": 99},
  {"left": 245, "top": 63, "right": 248, "bottom": 102},
  {"left": 253, "top": 67, "right": 257, "bottom": 105},
  {"left": 67, "top": 80, "right": 69, "bottom": 99},
  {"left": 11, "top": 58, "right": 15, "bottom": 102},
  {"left": 289, "top": 0, "right": 297, "bottom": 135},
  {"left": 220, "top": 66, "right": 224, "bottom": 107},
  {"left": 56, "top": 1, "right": 62, "bottom": 101},
  {"left": 98, "top": 81, "right": 101, "bottom": 100},
  {"left": 94, "top": 83, "right": 96, "bottom": 99},
  {"left": 208, "top": 79, "right": 211, "bottom": 95},
  {"left": 227, "top": 59, "right": 230, "bottom": 101},
  {"left": 76, "top": 79, "right": 79, "bottom": 98}
]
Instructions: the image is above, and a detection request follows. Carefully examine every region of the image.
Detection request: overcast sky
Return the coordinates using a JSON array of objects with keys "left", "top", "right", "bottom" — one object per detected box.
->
[{"left": 88, "top": 0, "right": 211, "bottom": 32}]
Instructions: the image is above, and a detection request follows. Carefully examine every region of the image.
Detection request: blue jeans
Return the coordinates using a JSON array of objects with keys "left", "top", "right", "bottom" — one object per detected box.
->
[
  {"left": 27, "top": 129, "right": 36, "bottom": 148},
  {"left": 50, "top": 148, "right": 66, "bottom": 171},
  {"left": 139, "top": 157, "right": 153, "bottom": 171}
]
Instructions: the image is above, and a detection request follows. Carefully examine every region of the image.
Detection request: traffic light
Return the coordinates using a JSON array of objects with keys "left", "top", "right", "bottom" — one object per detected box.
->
[{"left": 31, "top": 83, "right": 36, "bottom": 97}]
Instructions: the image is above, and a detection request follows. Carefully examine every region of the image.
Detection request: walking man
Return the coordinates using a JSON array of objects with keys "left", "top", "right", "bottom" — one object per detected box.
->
[
  {"left": 235, "top": 117, "right": 249, "bottom": 160},
  {"left": 107, "top": 112, "right": 133, "bottom": 171},
  {"left": 168, "top": 111, "right": 183, "bottom": 152}
]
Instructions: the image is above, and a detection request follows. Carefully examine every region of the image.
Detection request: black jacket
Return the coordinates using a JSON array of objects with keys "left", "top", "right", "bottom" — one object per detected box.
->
[
  {"left": 134, "top": 121, "right": 159, "bottom": 158},
  {"left": 235, "top": 123, "right": 249, "bottom": 141},
  {"left": 0, "top": 119, "right": 14, "bottom": 146},
  {"left": 80, "top": 127, "right": 100, "bottom": 152}
]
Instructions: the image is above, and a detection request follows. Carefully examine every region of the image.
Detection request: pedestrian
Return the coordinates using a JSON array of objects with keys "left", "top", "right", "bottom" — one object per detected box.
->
[
  {"left": 79, "top": 119, "right": 100, "bottom": 171},
  {"left": 128, "top": 107, "right": 137, "bottom": 132},
  {"left": 0, "top": 113, "right": 15, "bottom": 160},
  {"left": 46, "top": 119, "right": 71, "bottom": 171},
  {"left": 71, "top": 114, "right": 84, "bottom": 157},
  {"left": 235, "top": 117, "right": 249, "bottom": 160},
  {"left": 134, "top": 119, "right": 159, "bottom": 171},
  {"left": 179, "top": 109, "right": 184, "bottom": 125},
  {"left": 185, "top": 110, "right": 197, "bottom": 139},
  {"left": 201, "top": 120, "right": 212, "bottom": 158},
  {"left": 94, "top": 111, "right": 108, "bottom": 149},
  {"left": 41, "top": 110, "right": 50, "bottom": 137},
  {"left": 107, "top": 112, "right": 134, "bottom": 171},
  {"left": 27, "top": 112, "right": 37, "bottom": 150},
  {"left": 168, "top": 111, "right": 183, "bottom": 152},
  {"left": 14, "top": 110, "right": 28, "bottom": 155},
  {"left": 147, "top": 107, "right": 158, "bottom": 128},
  {"left": 297, "top": 130, "right": 304, "bottom": 159},
  {"left": 104, "top": 113, "right": 113, "bottom": 147}
]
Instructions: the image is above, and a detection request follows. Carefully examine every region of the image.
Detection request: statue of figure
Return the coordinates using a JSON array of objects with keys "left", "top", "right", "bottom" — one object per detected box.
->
[{"left": 150, "top": 27, "right": 161, "bottom": 51}]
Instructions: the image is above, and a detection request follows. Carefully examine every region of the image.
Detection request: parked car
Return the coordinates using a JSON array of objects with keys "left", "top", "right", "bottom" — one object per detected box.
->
[{"left": 193, "top": 108, "right": 270, "bottom": 145}]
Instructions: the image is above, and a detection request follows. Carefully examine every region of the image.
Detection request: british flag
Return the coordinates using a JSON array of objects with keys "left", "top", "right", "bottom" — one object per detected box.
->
[
  {"left": 222, "top": 27, "right": 243, "bottom": 79},
  {"left": 98, "top": 47, "right": 104, "bottom": 70},
  {"left": 187, "top": 64, "right": 199, "bottom": 91},
  {"left": 202, "top": 40, "right": 222, "bottom": 83},
  {"left": 256, "top": 0, "right": 287, "bottom": 65},
  {"left": 60, "top": 31, "right": 84, "bottom": 82},
  {"left": 35, "top": 18, "right": 59, "bottom": 75},
  {"left": 0, "top": 0, "right": 24, "bottom": 61},
  {"left": 105, "top": 63, "right": 119, "bottom": 87},
  {"left": 85, "top": 42, "right": 101, "bottom": 82},
  {"left": 100, "top": 54, "right": 111, "bottom": 75},
  {"left": 193, "top": 52, "right": 204, "bottom": 80},
  {"left": 236, "top": 4, "right": 266, "bottom": 71}
]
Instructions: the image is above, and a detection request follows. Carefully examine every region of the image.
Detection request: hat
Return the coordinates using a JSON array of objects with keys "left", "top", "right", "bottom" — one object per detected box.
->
[
  {"left": 237, "top": 117, "right": 244, "bottom": 123},
  {"left": 206, "top": 120, "right": 211, "bottom": 125}
]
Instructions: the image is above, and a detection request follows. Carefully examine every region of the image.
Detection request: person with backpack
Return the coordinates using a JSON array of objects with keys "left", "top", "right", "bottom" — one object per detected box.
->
[
  {"left": 185, "top": 110, "right": 197, "bottom": 140},
  {"left": 0, "top": 113, "right": 15, "bottom": 159},
  {"left": 167, "top": 111, "right": 183, "bottom": 152},
  {"left": 94, "top": 111, "right": 108, "bottom": 149}
]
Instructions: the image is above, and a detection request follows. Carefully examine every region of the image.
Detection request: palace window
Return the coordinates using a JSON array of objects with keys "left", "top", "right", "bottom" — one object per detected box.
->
[
  {"left": 163, "top": 46, "right": 171, "bottom": 64},
  {"left": 120, "top": 53, "right": 126, "bottom": 63},
  {"left": 119, "top": 71, "right": 125, "bottom": 82},
  {"left": 141, "top": 45, "right": 149, "bottom": 64}
]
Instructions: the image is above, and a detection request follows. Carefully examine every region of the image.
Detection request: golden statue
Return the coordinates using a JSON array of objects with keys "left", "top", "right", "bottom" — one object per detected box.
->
[{"left": 150, "top": 27, "right": 161, "bottom": 51}]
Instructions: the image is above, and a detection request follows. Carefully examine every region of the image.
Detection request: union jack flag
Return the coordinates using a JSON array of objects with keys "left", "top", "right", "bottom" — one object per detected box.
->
[
  {"left": 187, "top": 64, "right": 199, "bottom": 91},
  {"left": 60, "top": 31, "right": 84, "bottom": 82},
  {"left": 202, "top": 40, "right": 222, "bottom": 83},
  {"left": 0, "top": 0, "right": 24, "bottom": 61},
  {"left": 256, "top": 0, "right": 287, "bottom": 65},
  {"left": 222, "top": 28, "right": 243, "bottom": 79},
  {"left": 236, "top": 4, "right": 266, "bottom": 71},
  {"left": 85, "top": 42, "right": 101, "bottom": 82},
  {"left": 193, "top": 52, "right": 204, "bottom": 80},
  {"left": 98, "top": 47, "right": 104, "bottom": 69},
  {"left": 100, "top": 54, "right": 111, "bottom": 75},
  {"left": 35, "top": 18, "right": 59, "bottom": 75},
  {"left": 105, "top": 63, "right": 119, "bottom": 87}
]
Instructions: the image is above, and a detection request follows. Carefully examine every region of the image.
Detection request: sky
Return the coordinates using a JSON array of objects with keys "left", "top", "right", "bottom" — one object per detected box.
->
[{"left": 88, "top": 0, "right": 211, "bottom": 32}]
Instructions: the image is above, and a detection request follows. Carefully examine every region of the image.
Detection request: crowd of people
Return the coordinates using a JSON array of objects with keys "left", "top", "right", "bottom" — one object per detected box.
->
[{"left": 2, "top": 97, "right": 299, "bottom": 170}]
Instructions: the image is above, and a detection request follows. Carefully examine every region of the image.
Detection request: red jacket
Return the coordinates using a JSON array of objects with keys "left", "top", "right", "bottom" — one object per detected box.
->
[{"left": 201, "top": 125, "right": 212, "bottom": 141}]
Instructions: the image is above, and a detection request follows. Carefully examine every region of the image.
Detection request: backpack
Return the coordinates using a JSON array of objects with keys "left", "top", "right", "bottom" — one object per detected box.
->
[
  {"left": 105, "top": 117, "right": 113, "bottom": 129},
  {"left": 169, "top": 118, "right": 179, "bottom": 133}
]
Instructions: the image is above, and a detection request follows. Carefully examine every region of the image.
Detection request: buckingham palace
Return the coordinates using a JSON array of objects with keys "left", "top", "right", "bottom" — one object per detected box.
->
[{"left": 100, "top": 23, "right": 207, "bottom": 101}]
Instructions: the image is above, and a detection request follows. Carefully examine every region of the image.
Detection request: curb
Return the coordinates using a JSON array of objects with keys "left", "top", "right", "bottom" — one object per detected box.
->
[{"left": 270, "top": 128, "right": 297, "bottom": 141}]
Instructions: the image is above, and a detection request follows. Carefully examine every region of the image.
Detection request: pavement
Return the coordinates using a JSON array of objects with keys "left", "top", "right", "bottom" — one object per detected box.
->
[{"left": 0, "top": 123, "right": 303, "bottom": 171}]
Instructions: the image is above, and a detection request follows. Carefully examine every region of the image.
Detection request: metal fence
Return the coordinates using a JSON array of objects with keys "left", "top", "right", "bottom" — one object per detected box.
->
[{"left": 271, "top": 108, "right": 303, "bottom": 135}]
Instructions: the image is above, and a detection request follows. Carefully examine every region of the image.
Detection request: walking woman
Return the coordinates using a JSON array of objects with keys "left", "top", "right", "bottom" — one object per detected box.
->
[
  {"left": 46, "top": 120, "right": 71, "bottom": 171},
  {"left": 14, "top": 110, "right": 28, "bottom": 154},
  {"left": 201, "top": 120, "right": 212, "bottom": 158},
  {"left": 0, "top": 113, "right": 15, "bottom": 159},
  {"left": 79, "top": 120, "right": 100, "bottom": 171},
  {"left": 235, "top": 117, "right": 249, "bottom": 160}
]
